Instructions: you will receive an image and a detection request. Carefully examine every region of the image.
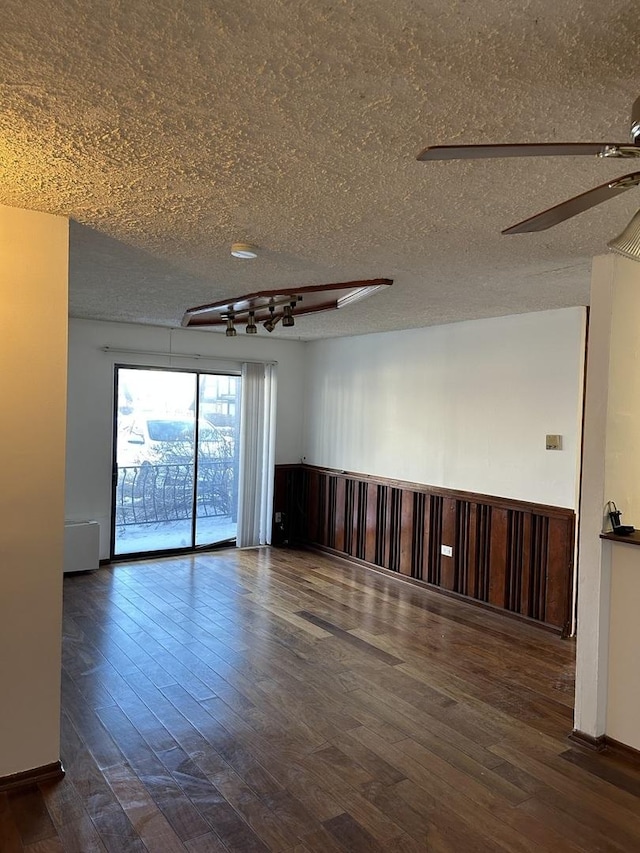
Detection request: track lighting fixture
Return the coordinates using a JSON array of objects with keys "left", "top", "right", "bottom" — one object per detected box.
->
[{"left": 181, "top": 279, "right": 393, "bottom": 335}]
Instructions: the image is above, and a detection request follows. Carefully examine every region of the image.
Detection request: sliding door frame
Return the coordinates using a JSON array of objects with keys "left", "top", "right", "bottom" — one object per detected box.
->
[{"left": 110, "top": 363, "right": 241, "bottom": 561}]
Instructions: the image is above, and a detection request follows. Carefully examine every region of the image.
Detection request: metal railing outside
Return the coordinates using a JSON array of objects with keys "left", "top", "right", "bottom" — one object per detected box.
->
[{"left": 115, "top": 460, "right": 234, "bottom": 526}]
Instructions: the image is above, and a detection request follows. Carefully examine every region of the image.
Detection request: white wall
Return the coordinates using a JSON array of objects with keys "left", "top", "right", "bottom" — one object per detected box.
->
[
  {"left": 576, "top": 254, "right": 640, "bottom": 750},
  {"left": 574, "top": 255, "right": 614, "bottom": 740},
  {"left": 605, "top": 257, "right": 640, "bottom": 749},
  {"left": 575, "top": 255, "right": 640, "bottom": 749},
  {"left": 303, "top": 308, "right": 586, "bottom": 508},
  {"left": 605, "top": 257, "right": 640, "bottom": 517},
  {"left": 0, "top": 204, "right": 68, "bottom": 777},
  {"left": 66, "top": 320, "right": 306, "bottom": 557}
]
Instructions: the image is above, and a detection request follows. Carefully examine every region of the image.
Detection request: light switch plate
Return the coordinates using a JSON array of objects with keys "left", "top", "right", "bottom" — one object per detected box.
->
[
  {"left": 441, "top": 544, "right": 453, "bottom": 557},
  {"left": 546, "top": 434, "right": 562, "bottom": 450}
]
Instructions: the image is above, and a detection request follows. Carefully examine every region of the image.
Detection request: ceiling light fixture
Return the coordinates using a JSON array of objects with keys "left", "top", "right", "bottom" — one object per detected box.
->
[
  {"left": 246, "top": 311, "right": 257, "bottom": 334},
  {"left": 282, "top": 303, "right": 295, "bottom": 327},
  {"left": 608, "top": 209, "right": 640, "bottom": 261},
  {"left": 231, "top": 242, "right": 258, "bottom": 259},
  {"left": 263, "top": 305, "right": 279, "bottom": 333},
  {"left": 181, "top": 279, "right": 393, "bottom": 335}
]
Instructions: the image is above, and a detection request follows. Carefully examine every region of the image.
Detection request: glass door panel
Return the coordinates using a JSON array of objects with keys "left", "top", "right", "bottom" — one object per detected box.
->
[
  {"left": 114, "top": 368, "right": 196, "bottom": 555},
  {"left": 112, "top": 366, "right": 241, "bottom": 557},
  {"left": 195, "top": 374, "right": 241, "bottom": 546}
]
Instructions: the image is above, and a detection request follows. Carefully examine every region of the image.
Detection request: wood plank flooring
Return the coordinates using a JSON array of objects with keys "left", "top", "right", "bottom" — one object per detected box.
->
[{"left": 2, "top": 547, "right": 640, "bottom": 851}]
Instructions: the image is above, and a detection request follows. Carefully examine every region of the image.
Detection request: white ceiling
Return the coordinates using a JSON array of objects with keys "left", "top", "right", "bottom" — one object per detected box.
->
[{"left": 2, "top": 0, "right": 639, "bottom": 339}]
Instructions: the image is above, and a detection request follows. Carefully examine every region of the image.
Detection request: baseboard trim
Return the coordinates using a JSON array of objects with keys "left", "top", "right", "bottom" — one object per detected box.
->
[
  {"left": 568, "top": 730, "right": 607, "bottom": 751},
  {"left": 0, "top": 760, "right": 65, "bottom": 792},
  {"left": 568, "top": 730, "right": 640, "bottom": 764},
  {"left": 602, "top": 736, "right": 640, "bottom": 765},
  {"left": 99, "top": 558, "right": 111, "bottom": 566}
]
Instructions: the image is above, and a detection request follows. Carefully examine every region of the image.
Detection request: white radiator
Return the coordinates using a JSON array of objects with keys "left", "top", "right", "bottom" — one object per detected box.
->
[{"left": 63, "top": 521, "right": 100, "bottom": 574}]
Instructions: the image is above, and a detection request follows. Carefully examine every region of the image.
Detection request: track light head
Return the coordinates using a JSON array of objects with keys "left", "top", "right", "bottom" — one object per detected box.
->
[
  {"left": 225, "top": 316, "right": 237, "bottom": 337},
  {"left": 246, "top": 311, "right": 257, "bottom": 334},
  {"left": 263, "top": 305, "right": 279, "bottom": 333},
  {"left": 282, "top": 304, "right": 295, "bottom": 327},
  {"left": 263, "top": 317, "right": 278, "bottom": 332}
]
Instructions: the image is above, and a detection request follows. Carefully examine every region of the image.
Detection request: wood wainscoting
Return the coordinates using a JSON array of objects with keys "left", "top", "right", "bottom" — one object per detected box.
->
[{"left": 274, "top": 464, "right": 575, "bottom": 635}]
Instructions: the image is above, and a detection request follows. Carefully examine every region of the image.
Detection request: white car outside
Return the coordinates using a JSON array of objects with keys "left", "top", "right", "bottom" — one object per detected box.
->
[{"left": 117, "top": 414, "right": 233, "bottom": 467}]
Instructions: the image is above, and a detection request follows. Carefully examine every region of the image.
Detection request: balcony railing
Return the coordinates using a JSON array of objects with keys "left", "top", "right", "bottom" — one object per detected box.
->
[{"left": 115, "top": 460, "right": 234, "bottom": 526}]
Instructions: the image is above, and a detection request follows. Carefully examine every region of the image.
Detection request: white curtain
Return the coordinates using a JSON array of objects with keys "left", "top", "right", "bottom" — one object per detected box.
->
[{"left": 236, "top": 362, "right": 277, "bottom": 547}]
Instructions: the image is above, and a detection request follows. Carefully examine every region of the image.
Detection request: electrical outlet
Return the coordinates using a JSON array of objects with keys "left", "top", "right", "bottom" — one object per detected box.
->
[
  {"left": 441, "top": 544, "right": 453, "bottom": 557},
  {"left": 275, "top": 512, "right": 282, "bottom": 523}
]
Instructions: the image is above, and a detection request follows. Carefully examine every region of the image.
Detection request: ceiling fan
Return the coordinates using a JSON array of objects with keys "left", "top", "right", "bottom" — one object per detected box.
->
[{"left": 417, "top": 96, "right": 640, "bottom": 236}]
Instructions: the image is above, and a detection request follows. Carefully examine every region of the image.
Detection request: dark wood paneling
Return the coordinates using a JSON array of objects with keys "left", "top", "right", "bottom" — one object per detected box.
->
[
  {"left": 334, "top": 477, "right": 346, "bottom": 553},
  {"left": 546, "top": 516, "right": 573, "bottom": 628},
  {"left": 506, "top": 510, "right": 525, "bottom": 613},
  {"left": 476, "top": 503, "right": 492, "bottom": 602},
  {"left": 389, "top": 488, "right": 402, "bottom": 573},
  {"left": 440, "top": 497, "right": 457, "bottom": 591},
  {"left": 456, "top": 500, "right": 471, "bottom": 596},
  {"left": 530, "top": 514, "right": 549, "bottom": 622},
  {"left": 488, "top": 508, "right": 508, "bottom": 609},
  {"left": 398, "top": 491, "right": 414, "bottom": 577},
  {"left": 274, "top": 465, "right": 575, "bottom": 633},
  {"left": 354, "top": 481, "right": 367, "bottom": 560},
  {"left": 412, "top": 492, "right": 427, "bottom": 580},
  {"left": 364, "top": 482, "right": 378, "bottom": 564},
  {"left": 344, "top": 478, "right": 355, "bottom": 557},
  {"left": 376, "top": 485, "right": 389, "bottom": 568},
  {"left": 427, "top": 494, "right": 442, "bottom": 586},
  {"left": 307, "top": 469, "right": 321, "bottom": 544},
  {"left": 519, "top": 513, "right": 533, "bottom": 618}
]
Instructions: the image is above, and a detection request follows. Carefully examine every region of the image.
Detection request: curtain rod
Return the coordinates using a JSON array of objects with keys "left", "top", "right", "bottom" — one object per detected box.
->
[{"left": 101, "top": 346, "right": 277, "bottom": 365}]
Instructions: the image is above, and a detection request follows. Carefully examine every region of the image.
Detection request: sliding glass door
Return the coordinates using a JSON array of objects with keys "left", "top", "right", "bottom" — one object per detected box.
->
[
  {"left": 112, "top": 366, "right": 240, "bottom": 557},
  {"left": 195, "top": 373, "right": 240, "bottom": 546}
]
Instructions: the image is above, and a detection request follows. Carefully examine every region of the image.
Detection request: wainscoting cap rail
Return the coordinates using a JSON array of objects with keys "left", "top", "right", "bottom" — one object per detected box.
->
[
  {"left": 101, "top": 346, "right": 277, "bottom": 365},
  {"left": 298, "top": 463, "right": 574, "bottom": 518}
]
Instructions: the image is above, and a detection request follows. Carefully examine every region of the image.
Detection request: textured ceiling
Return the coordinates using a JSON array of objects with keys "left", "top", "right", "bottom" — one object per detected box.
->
[{"left": 1, "top": 0, "right": 639, "bottom": 339}]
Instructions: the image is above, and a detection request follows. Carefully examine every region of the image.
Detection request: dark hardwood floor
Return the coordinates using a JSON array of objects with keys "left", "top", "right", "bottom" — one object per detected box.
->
[{"left": 2, "top": 547, "right": 640, "bottom": 851}]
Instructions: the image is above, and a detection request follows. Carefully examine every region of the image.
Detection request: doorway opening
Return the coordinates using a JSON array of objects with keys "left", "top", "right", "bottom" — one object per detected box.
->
[{"left": 112, "top": 366, "right": 240, "bottom": 558}]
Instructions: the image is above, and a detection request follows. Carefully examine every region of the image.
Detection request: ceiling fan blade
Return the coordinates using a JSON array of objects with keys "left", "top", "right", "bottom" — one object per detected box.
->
[
  {"left": 417, "top": 143, "right": 628, "bottom": 161},
  {"left": 502, "top": 172, "right": 640, "bottom": 234}
]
